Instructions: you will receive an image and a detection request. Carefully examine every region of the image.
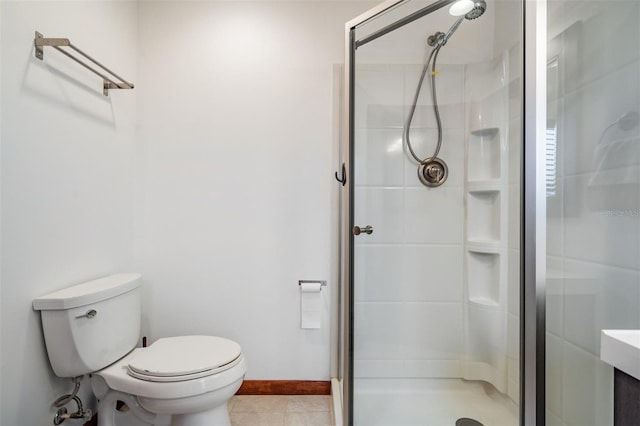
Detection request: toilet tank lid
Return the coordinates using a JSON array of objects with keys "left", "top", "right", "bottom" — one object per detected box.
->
[{"left": 33, "top": 273, "right": 142, "bottom": 311}]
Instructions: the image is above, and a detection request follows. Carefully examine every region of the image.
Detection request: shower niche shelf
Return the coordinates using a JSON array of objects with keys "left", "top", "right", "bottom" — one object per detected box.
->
[
  {"left": 470, "top": 127, "right": 499, "bottom": 137},
  {"left": 468, "top": 128, "right": 501, "bottom": 182},
  {"left": 467, "top": 241, "right": 501, "bottom": 253},
  {"left": 462, "top": 54, "right": 510, "bottom": 395},
  {"left": 467, "top": 181, "right": 501, "bottom": 192},
  {"left": 467, "top": 190, "right": 501, "bottom": 243},
  {"left": 466, "top": 250, "right": 501, "bottom": 307},
  {"left": 468, "top": 297, "right": 500, "bottom": 309}
]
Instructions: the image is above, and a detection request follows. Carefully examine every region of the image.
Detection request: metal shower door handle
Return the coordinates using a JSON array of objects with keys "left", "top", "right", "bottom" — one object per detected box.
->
[{"left": 353, "top": 225, "right": 373, "bottom": 236}]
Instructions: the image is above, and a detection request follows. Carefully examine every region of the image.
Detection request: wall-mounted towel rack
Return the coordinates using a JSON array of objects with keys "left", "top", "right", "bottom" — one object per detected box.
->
[{"left": 34, "top": 31, "right": 134, "bottom": 97}]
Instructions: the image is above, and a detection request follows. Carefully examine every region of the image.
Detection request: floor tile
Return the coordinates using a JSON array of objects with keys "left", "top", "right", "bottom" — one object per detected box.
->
[
  {"left": 284, "top": 411, "right": 334, "bottom": 426},
  {"left": 231, "top": 395, "right": 289, "bottom": 413},
  {"left": 286, "top": 395, "right": 332, "bottom": 412},
  {"left": 227, "top": 397, "right": 236, "bottom": 412},
  {"left": 230, "top": 411, "right": 285, "bottom": 426},
  {"left": 229, "top": 394, "right": 334, "bottom": 426}
]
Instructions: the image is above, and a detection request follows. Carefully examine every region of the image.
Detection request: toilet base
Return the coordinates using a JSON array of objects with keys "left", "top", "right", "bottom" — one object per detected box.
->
[
  {"left": 93, "top": 376, "right": 242, "bottom": 426},
  {"left": 171, "top": 403, "right": 230, "bottom": 426},
  {"left": 95, "top": 391, "right": 232, "bottom": 426},
  {"left": 95, "top": 390, "right": 168, "bottom": 426},
  {"left": 91, "top": 353, "right": 246, "bottom": 426}
]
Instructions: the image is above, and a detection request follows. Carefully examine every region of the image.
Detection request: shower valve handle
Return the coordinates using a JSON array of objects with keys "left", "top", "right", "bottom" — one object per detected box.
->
[{"left": 353, "top": 225, "right": 373, "bottom": 236}]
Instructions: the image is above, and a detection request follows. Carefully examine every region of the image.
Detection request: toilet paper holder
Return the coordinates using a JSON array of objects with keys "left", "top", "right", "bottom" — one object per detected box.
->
[{"left": 298, "top": 280, "right": 327, "bottom": 288}]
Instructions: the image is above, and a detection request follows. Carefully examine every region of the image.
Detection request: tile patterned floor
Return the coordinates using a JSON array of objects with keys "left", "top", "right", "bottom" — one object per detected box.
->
[{"left": 229, "top": 395, "right": 334, "bottom": 426}]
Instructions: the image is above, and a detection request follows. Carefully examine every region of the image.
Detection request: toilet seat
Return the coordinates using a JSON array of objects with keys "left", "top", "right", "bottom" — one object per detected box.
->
[
  {"left": 127, "top": 336, "right": 242, "bottom": 382},
  {"left": 93, "top": 338, "right": 247, "bottom": 400}
]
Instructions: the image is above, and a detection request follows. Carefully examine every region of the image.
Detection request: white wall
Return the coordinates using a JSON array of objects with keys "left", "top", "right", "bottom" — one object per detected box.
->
[
  {"left": 1, "top": 3, "right": 382, "bottom": 422},
  {"left": 1, "top": 0, "right": 529, "bottom": 424},
  {"left": 134, "top": 1, "right": 374, "bottom": 381},
  {"left": 0, "top": 1, "right": 138, "bottom": 425}
]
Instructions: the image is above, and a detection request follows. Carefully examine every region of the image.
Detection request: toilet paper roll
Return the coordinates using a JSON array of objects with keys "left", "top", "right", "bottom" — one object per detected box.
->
[{"left": 300, "top": 283, "right": 322, "bottom": 329}]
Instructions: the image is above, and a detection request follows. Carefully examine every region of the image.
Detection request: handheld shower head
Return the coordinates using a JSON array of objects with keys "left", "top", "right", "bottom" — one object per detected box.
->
[
  {"left": 408, "top": 0, "right": 489, "bottom": 187},
  {"left": 449, "top": 0, "right": 487, "bottom": 19},
  {"left": 434, "top": 0, "right": 487, "bottom": 46},
  {"left": 464, "top": 0, "right": 487, "bottom": 20}
]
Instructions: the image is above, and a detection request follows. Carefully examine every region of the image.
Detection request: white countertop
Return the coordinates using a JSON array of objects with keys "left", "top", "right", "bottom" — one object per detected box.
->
[{"left": 600, "top": 330, "right": 640, "bottom": 380}]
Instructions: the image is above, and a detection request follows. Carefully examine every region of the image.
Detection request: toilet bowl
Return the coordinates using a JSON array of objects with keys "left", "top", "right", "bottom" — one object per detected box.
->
[
  {"left": 33, "top": 274, "right": 246, "bottom": 426},
  {"left": 92, "top": 336, "right": 247, "bottom": 426}
]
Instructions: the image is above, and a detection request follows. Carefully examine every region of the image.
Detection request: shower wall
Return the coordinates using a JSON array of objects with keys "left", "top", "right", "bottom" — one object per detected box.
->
[
  {"left": 354, "top": 62, "right": 466, "bottom": 378},
  {"left": 353, "top": 1, "right": 522, "bottom": 398},
  {"left": 506, "top": 43, "right": 522, "bottom": 405},
  {"left": 545, "top": 1, "right": 640, "bottom": 424},
  {"left": 463, "top": 45, "right": 521, "bottom": 399}
]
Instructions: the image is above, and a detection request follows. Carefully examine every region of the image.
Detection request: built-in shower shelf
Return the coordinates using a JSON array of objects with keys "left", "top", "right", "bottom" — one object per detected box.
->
[
  {"left": 467, "top": 241, "right": 501, "bottom": 252},
  {"left": 467, "top": 190, "right": 501, "bottom": 242},
  {"left": 468, "top": 128, "right": 501, "bottom": 181},
  {"left": 467, "top": 180, "right": 502, "bottom": 191},
  {"left": 466, "top": 251, "right": 501, "bottom": 306},
  {"left": 470, "top": 127, "right": 499, "bottom": 137},
  {"left": 462, "top": 53, "right": 511, "bottom": 397},
  {"left": 469, "top": 297, "right": 500, "bottom": 309}
]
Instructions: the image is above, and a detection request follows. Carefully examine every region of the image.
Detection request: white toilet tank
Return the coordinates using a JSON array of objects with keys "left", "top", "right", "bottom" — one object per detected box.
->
[{"left": 33, "top": 273, "right": 142, "bottom": 378}]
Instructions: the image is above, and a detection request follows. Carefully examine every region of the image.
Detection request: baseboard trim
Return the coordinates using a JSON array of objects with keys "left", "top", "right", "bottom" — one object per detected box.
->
[{"left": 236, "top": 380, "right": 331, "bottom": 395}]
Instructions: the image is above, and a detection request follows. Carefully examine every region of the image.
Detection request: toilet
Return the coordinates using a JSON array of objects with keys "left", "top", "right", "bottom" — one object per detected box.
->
[{"left": 33, "top": 273, "right": 247, "bottom": 426}]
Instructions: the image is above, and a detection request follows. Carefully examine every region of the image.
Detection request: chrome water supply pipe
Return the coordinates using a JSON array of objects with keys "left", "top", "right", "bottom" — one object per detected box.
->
[{"left": 52, "top": 376, "right": 92, "bottom": 425}]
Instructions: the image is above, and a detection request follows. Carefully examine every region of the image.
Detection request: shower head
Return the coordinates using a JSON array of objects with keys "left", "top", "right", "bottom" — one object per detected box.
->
[
  {"left": 449, "top": 0, "right": 487, "bottom": 19},
  {"left": 433, "top": 0, "right": 487, "bottom": 46},
  {"left": 464, "top": 0, "right": 487, "bottom": 20}
]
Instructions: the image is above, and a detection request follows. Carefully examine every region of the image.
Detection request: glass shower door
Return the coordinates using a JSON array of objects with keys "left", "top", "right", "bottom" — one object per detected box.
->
[
  {"left": 544, "top": 1, "right": 640, "bottom": 424},
  {"left": 351, "top": 58, "right": 471, "bottom": 422},
  {"left": 347, "top": 1, "right": 523, "bottom": 424}
]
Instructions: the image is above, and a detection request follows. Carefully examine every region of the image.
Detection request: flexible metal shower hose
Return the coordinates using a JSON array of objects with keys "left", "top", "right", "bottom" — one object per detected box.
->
[{"left": 404, "top": 45, "right": 444, "bottom": 164}]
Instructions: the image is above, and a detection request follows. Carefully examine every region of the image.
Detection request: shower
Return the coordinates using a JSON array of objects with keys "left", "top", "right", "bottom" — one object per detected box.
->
[
  {"left": 404, "top": 0, "right": 487, "bottom": 187},
  {"left": 342, "top": 0, "right": 640, "bottom": 423},
  {"left": 344, "top": 0, "right": 519, "bottom": 423}
]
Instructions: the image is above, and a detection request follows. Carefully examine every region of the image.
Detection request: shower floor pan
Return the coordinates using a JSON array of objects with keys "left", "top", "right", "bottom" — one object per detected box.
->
[{"left": 353, "top": 378, "right": 518, "bottom": 426}]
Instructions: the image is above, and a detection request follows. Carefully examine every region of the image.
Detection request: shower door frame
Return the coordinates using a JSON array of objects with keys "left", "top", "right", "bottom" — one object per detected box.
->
[{"left": 340, "top": 0, "right": 548, "bottom": 424}]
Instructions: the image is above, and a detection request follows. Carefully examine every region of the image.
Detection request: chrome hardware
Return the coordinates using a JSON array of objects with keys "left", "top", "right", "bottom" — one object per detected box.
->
[
  {"left": 54, "top": 407, "right": 68, "bottom": 425},
  {"left": 52, "top": 399, "right": 92, "bottom": 424},
  {"left": 75, "top": 309, "right": 97, "bottom": 319},
  {"left": 34, "top": 31, "right": 134, "bottom": 97},
  {"left": 353, "top": 225, "right": 373, "bottom": 235},
  {"left": 418, "top": 157, "right": 448, "bottom": 187},
  {"left": 427, "top": 31, "right": 445, "bottom": 47}
]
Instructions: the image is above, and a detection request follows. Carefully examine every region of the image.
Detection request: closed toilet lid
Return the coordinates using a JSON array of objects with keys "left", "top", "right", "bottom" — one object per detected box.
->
[{"left": 127, "top": 336, "right": 242, "bottom": 382}]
